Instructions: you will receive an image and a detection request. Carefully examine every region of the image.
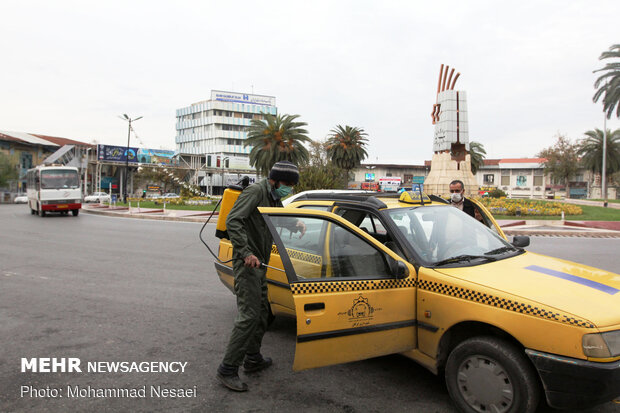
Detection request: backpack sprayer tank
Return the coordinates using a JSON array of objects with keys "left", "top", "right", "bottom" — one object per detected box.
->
[{"left": 215, "top": 177, "right": 250, "bottom": 239}]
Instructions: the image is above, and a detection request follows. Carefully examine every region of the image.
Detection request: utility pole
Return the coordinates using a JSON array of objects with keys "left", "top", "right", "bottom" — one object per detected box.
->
[
  {"left": 120, "top": 114, "right": 142, "bottom": 203},
  {"left": 602, "top": 113, "right": 607, "bottom": 207}
]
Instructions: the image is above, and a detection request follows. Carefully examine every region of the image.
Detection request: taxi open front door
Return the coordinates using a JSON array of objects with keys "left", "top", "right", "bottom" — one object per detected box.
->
[{"left": 259, "top": 207, "right": 417, "bottom": 371}]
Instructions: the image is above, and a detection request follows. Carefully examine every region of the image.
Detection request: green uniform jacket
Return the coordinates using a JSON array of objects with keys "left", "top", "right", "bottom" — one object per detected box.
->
[{"left": 226, "top": 179, "right": 282, "bottom": 264}]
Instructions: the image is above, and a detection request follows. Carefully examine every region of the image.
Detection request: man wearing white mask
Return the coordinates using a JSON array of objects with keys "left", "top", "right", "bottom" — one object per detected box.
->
[{"left": 449, "top": 179, "right": 481, "bottom": 221}]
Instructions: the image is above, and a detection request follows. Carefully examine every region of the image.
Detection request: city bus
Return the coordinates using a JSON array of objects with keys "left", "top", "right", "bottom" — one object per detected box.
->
[{"left": 26, "top": 165, "right": 82, "bottom": 217}]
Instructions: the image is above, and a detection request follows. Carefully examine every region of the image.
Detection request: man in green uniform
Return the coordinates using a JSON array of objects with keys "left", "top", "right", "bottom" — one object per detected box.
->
[{"left": 217, "top": 161, "right": 305, "bottom": 392}]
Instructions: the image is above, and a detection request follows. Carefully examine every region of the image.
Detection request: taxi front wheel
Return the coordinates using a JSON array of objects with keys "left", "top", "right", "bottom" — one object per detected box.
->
[{"left": 445, "top": 336, "right": 541, "bottom": 413}]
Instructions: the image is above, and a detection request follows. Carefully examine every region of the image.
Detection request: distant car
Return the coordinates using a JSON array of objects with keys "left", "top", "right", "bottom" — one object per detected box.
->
[
  {"left": 14, "top": 194, "right": 28, "bottom": 204},
  {"left": 84, "top": 192, "right": 111, "bottom": 203},
  {"left": 146, "top": 193, "right": 161, "bottom": 200},
  {"left": 162, "top": 193, "right": 180, "bottom": 199}
]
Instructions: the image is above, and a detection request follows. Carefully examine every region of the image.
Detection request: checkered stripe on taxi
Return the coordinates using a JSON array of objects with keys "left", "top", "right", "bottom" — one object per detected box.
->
[
  {"left": 290, "top": 278, "right": 416, "bottom": 294},
  {"left": 417, "top": 279, "right": 595, "bottom": 329},
  {"left": 271, "top": 245, "right": 322, "bottom": 265}
]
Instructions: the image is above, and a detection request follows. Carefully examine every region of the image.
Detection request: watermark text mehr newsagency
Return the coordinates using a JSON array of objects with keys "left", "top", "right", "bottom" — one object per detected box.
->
[{"left": 21, "top": 358, "right": 187, "bottom": 373}]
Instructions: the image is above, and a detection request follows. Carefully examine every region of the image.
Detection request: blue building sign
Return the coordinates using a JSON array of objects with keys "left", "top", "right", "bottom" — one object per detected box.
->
[{"left": 98, "top": 145, "right": 139, "bottom": 163}]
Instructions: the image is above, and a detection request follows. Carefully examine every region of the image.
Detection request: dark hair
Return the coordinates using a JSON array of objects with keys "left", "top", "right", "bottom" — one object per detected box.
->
[{"left": 449, "top": 180, "right": 464, "bottom": 190}]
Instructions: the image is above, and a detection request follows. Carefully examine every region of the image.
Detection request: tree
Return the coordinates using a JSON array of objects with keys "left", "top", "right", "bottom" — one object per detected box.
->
[
  {"left": 0, "top": 152, "right": 18, "bottom": 189},
  {"left": 593, "top": 44, "right": 620, "bottom": 119},
  {"left": 326, "top": 125, "right": 369, "bottom": 182},
  {"left": 577, "top": 129, "right": 620, "bottom": 181},
  {"left": 296, "top": 140, "right": 346, "bottom": 191},
  {"left": 133, "top": 166, "right": 188, "bottom": 194},
  {"left": 537, "top": 135, "right": 579, "bottom": 194},
  {"left": 468, "top": 141, "right": 487, "bottom": 174},
  {"left": 244, "top": 114, "right": 311, "bottom": 176}
]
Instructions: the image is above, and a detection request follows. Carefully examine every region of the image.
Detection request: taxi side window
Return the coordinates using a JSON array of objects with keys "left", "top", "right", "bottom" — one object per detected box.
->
[
  {"left": 330, "top": 226, "right": 392, "bottom": 279},
  {"left": 270, "top": 215, "right": 392, "bottom": 280},
  {"left": 336, "top": 208, "right": 388, "bottom": 243},
  {"left": 277, "top": 217, "right": 324, "bottom": 255}
]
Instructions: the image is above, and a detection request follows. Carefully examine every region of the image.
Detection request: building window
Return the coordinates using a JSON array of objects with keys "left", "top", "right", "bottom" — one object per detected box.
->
[
  {"left": 516, "top": 176, "right": 527, "bottom": 187},
  {"left": 404, "top": 174, "right": 413, "bottom": 183},
  {"left": 483, "top": 174, "right": 495, "bottom": 184},
  {"left": 501, "top": 175, "right": 510, "bottom": 186},
  {"left": 533, "top": 176, "right": 543, "bottom": 186}
]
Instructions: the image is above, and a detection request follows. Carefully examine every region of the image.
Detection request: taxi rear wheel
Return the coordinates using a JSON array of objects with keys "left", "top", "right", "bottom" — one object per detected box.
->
[{"left": 445, "top": 336, "right": 540, "bottom": 413}]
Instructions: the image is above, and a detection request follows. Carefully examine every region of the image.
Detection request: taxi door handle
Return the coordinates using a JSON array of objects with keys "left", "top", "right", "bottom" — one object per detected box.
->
[{"left": 304, "top": 302, "right": 325, "bottom": 312}]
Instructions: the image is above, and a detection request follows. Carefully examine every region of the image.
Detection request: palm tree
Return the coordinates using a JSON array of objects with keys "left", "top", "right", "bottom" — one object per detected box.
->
[
  {"left": 468, "top": 141, "right": 486, "bottom": 174},
  {"left": 593, "top": 44, "right": 620, "bottom": 119},
  {"left": 577, "top": 128, "right": 620, "bottom": 178},
  {"left": 244, "top": 114, "right": 311, "bottom": 176},
  {"left": 326, "top": 125, "right": 369, "bottom": 183}
]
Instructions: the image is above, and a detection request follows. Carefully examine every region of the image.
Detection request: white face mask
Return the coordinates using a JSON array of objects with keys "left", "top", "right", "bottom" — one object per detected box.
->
[{"left": 451, "top": 192, "right": 463, "bottom": 203}]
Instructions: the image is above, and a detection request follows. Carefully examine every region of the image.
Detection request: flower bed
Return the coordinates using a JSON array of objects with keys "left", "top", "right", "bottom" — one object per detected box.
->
[{"left": 477, "top": 198, "right": 582, "bottom": 216}]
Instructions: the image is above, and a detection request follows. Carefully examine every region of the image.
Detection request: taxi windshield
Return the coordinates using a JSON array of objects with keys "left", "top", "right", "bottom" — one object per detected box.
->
[{"left": 386, "top": 205, "right": 517, "bottom": 266}]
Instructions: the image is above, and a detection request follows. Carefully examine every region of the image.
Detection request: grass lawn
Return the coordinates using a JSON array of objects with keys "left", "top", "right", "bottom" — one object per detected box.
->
[{"left": 493, "top": 204, "right": 620, "bottom": 221}]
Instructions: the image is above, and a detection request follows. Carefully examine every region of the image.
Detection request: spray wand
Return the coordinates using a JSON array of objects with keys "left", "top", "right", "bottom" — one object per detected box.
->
[{"left": 198, "top": 177, "right": 285, "bottom": 272}]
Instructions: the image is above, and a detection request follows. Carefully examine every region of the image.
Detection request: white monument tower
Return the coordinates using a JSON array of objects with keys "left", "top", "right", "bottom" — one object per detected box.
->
[{"left": 424, "top": 64, "right": 477, "bottom": 196}]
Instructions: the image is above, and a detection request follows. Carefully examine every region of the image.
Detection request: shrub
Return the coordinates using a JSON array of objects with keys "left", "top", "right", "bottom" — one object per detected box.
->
[
  {"left": 478, "top": 198, "right": 582, "bottom": 216},
  {"left": 488, "top": 188, "right": 506, "bottom": 198}
]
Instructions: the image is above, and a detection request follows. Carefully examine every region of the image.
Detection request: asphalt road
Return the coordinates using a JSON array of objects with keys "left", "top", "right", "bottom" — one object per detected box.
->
[{"left": 0, "top": 204, "right": 618, "bottom": 413}]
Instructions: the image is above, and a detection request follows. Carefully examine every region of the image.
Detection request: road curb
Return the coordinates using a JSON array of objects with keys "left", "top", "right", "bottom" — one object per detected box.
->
[{"left": 83, "top": 207, "right": 214, "bottom": 223}]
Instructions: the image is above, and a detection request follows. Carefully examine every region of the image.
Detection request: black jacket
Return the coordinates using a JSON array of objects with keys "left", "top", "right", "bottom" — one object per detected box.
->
[{"left": 451, "top": 197, "right": 476, "bottom": 218}]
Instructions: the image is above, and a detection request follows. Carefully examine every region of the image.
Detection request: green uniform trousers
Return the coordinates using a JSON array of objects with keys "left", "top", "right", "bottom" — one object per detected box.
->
[{"left": 222, "top": 259, "right": 270, "bottom": 366}]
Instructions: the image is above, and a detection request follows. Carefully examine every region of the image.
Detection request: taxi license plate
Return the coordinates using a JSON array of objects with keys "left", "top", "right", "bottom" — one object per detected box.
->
[{"left": 57, "top": 205, "right": 68, "bottom": 208}]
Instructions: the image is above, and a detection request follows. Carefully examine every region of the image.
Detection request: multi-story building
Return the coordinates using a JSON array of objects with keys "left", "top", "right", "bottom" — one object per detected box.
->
[{"left": 175, "top": 90, "right": 277, "bottom": 170}]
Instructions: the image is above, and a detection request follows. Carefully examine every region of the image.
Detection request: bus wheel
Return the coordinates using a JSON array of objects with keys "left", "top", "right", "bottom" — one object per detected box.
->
[{"left": 72, "top": 209, "right": 79, "bottom": 216}]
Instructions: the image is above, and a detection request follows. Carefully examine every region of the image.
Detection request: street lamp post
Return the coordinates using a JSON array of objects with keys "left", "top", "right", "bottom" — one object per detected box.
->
[
  {"left": 221, "top": 157, "right": 230, "bottom": 195},
  {"left": 120, "top": 114, "right": 142, "bottom": 203},
  {"left": 602, "top": 113, "right": 608, "bottom": 208}
]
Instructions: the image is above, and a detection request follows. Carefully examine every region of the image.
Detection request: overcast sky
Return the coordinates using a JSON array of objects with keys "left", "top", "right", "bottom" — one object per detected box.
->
[{"left": 1, "top": 0, "right": 618, "bottom": 164}]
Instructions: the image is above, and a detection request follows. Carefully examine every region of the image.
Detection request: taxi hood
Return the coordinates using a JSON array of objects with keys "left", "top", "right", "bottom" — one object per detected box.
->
[{"left": 434, "top": 252, "right": 620, "bottom": 328}]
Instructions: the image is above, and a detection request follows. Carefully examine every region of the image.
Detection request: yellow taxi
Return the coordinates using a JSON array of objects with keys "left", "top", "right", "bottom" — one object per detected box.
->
[{"left": 215, "top": 190, "right": 620, "bottom": 413}]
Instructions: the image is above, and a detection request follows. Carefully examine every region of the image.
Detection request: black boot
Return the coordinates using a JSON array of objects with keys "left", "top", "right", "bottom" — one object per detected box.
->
[
  {"left": 217, "top": 363, "right": 248, "bottom": 392},
  {"left": 243, "top": 353, "right": 273, "bottom": 373}
]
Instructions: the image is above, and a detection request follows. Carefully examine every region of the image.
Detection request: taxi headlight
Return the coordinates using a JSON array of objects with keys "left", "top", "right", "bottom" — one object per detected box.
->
[{"left": 583, "top": 330, "right": 620, "bottom": 358}]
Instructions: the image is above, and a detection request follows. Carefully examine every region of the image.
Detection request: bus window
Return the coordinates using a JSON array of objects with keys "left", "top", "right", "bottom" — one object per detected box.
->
[{"left": 41, "top": 170, "right": 80, "bottom": 189}]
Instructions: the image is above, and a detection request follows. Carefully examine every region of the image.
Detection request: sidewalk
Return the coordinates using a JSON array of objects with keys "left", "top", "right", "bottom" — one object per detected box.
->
[
  {"left": 83, "top": 205, "right": 620, "bottom": 238},
  {"left": 551, "top": 198, "right": 620, "bottom": 209},
  {"left": 497, "top": 219, "right": 620, "bottom": 238},
  {"left": 83, "top": 204, "right": 218, "bottom": 223}
]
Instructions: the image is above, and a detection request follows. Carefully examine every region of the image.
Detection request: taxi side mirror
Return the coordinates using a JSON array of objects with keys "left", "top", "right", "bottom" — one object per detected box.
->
[
  {"left": 512, "top": 235, "right": 530, "bottom": 248},
  {"left": 389, "top": 257, "right": 409, "bottom": 279}
]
